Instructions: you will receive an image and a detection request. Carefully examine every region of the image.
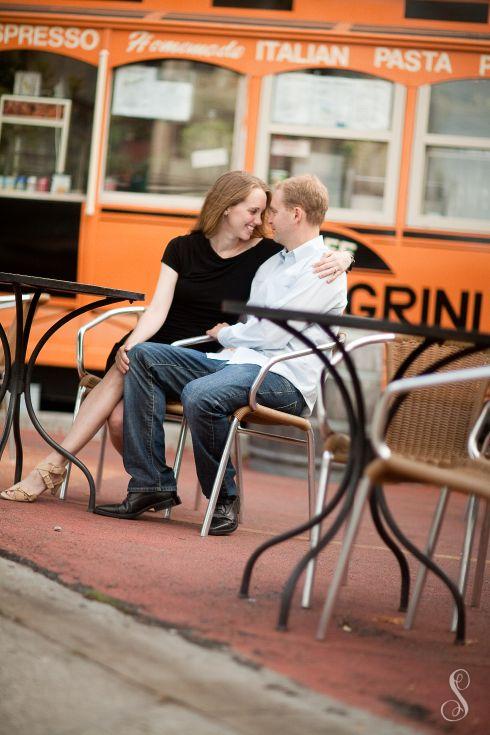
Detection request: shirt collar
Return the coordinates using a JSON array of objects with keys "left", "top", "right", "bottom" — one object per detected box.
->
[{"left": 279, "top": 235, "right": 324, "bottom": 263}]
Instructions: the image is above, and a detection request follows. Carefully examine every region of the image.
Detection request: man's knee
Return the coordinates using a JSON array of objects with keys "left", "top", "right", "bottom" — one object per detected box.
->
[{"left": 181, "top": 380, "right": 216, "bottom": 418}]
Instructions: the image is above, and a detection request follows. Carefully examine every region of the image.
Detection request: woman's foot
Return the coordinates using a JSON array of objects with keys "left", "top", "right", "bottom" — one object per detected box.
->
[{"left": 1, "top": 462, "right": 66, "bottom": 503}]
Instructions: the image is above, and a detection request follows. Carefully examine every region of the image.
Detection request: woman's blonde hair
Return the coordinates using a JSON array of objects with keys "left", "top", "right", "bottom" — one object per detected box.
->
[
  {"left": 275, "top": 174, "right": 329, "bottom": 227},
  {"left": 195, "top": 171, "right": 271, "bottom": 238}
]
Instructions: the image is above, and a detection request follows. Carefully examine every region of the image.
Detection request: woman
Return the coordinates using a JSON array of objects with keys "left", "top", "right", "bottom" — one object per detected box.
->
[{"left": 1, "top": 171, "right": 351, "bottom": 502}]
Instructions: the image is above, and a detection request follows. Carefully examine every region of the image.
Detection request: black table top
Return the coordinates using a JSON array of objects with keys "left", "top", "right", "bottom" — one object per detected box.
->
[
  {"left": 223, "top": 301, "right": 490, "bottom": 348},
  {"left": 0, "top": 272, "right": 144, "bottom": 302}
]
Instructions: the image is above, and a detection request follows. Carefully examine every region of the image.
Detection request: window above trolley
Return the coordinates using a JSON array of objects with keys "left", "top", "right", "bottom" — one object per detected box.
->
[
  {"left": 408, "top": 78, "right": 490, "bottom": 232},
  {"left": 255, "top": 69, "right": 405, "bottom": 225},
  {"left": 102, "top": 59, "right": 243, "bottom": 209}
]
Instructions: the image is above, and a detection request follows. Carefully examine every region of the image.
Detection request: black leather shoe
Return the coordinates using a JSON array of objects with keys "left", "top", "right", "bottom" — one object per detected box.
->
[
  {"left": 208, "top": 496, "right": 239, "bottom": 536},
  {"left": 94, "top": 490, "right": 181, "bottom": 519}
]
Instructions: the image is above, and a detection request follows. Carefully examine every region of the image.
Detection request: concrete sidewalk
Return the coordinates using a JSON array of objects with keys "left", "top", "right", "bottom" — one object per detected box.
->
[{"left": 0, "top": 556, "right": 419, "bottom": 735}]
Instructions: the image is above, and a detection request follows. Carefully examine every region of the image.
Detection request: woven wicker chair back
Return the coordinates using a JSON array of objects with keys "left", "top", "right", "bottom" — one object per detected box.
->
[{"left": 384, "top": 336, "right": 489, "bottom": 467}]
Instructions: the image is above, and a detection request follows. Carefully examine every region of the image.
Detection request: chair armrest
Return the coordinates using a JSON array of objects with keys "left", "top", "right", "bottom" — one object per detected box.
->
[
  {"left": 171, "top": 335, "right": 214, "bottom": 348},
  {"left": 468, "top": 400, "right": 490, "bottom": 460},
  {"left": 248, "top": 339, "right": 337, "bottom": 412},
  {"left": 316, "top": 332, "right": 396, "bottom": 435},
  {"left": 371, "top": 365, "right": 490, "bottom": 461},
  {"left": 77, "top": 306, "right": 145, "bottom": 379}
]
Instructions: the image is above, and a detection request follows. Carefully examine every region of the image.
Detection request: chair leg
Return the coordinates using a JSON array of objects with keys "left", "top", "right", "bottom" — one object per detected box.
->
[
  {"left": 305, "top": 426, "right": 316, "bottom": 525},
  {"left": 163, "top": 418, "right": 188, "bottom": 520},
  {"left": 450, "top": 494, "right": 479, "bottom": 632},
  {"left": 316, "top": 476, "right": 372, "bottom": 640},
  {"left": 471, "top": 500, "right": 490, "bottom": 608},
  {"left": 59, "top": 384, "right": 86, "bottom": 500},
  {"left": 200, "top": 417, "right": 240, "bottom": 537},
  {"left": 301, "top": 450, "right": 332, "bottom": 609},
  {"left": 94, "top": 423, "right": 108, "bottom": 493},
  {"left": 234, "top": 430, "right": 244, "bottom": 524},
  {"left": 404, "top": 487, "right": 450, "bottom": 630}
]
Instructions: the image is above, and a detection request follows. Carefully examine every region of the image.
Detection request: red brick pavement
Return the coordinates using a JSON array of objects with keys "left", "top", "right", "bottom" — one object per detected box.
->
[{"left": 0, "top": 428, "right": 488, "bottom": 734}]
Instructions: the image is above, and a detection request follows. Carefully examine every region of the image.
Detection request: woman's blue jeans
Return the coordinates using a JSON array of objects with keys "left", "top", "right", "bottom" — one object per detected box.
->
[{"left": 123, "top": 343, "right": 306, "bottom": 499}]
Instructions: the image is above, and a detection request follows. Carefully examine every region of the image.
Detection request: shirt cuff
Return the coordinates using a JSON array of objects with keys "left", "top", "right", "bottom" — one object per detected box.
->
[{"left": 217, "top": 325, "right": 235, "bottom": 346}]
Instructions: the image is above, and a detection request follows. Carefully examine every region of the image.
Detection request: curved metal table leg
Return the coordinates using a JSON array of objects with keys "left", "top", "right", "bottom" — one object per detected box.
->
[{"left": 6, "top": 291, "right": 129, "bottom": 512}]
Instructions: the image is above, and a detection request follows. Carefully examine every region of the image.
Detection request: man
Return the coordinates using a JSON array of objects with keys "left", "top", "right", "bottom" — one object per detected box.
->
[{"left": 95, "top": 175, "right": 347, "bottom": 534}]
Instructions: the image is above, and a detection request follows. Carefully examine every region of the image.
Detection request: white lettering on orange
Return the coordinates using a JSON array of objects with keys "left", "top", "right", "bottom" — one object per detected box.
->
[
  {"left": 255, "top": 39, "right": 348, "bottom": 66},
  {"left": 256, "top": 40, "right": 280, "bottom": 62},
  {"left": 33, "top": 26, "right": 48, "bottom": 46},
  {"left": 0, "top": 23, "right": 100, "bottom": 51},
  {"left": 374, "top": 47, "right": 452, "bottom": 73},
  {"left": 18, "top": 25, "right": 33, "bottom": 45},
  {"left": 64, "top": 28, "right": 79, "bottom": 49},
  {"left": 126, "top": 31, "right": 244, "bottom": 59}
]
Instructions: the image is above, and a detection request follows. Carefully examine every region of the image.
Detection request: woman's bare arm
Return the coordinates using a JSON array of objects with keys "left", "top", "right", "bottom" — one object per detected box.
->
[{"left": 115, "top": 264, "right": 178, "bottom": 374}]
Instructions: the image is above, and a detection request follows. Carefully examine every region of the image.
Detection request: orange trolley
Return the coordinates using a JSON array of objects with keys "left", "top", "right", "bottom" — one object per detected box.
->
[{"left": 0, "top": 1, "right": 488, "bottom": 396}]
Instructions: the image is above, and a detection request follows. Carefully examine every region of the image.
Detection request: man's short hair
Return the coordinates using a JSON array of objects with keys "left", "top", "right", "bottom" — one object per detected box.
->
[{"left": 276, "top": 174, "right": 329, "bottom": 227}]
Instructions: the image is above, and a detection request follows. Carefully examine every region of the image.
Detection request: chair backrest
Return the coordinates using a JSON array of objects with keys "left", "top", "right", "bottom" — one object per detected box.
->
[{"left": 384, "top": 335, "right": 489, "bottom": 467}]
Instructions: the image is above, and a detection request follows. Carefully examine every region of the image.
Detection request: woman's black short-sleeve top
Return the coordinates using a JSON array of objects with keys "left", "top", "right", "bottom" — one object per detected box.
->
[
  {"left": 152, "top": 230, "right": 281, "bottom": 348},
  {"left": 105, "top": 230, "right": 280, "bottom": 369}
]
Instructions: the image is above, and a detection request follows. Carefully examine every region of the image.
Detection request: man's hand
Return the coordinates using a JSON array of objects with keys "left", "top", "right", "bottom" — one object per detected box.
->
[
  {"left": 206, "top": 322, "right": 230, "bottom": 340},
  {"left": 313, "top": 250, "right": 353, "bottom": 283},
  {"left": 115, "top": 343, "right": 132, "bottom": 374}
]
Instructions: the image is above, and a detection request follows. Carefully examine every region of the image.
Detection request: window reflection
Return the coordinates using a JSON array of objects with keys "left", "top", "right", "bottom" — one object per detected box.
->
[
  {"left": 266, "top": 69, "right": 396, "bottom": 215},
  {"left": 421, "top": 79, "right": 490, "bottom": 222},
  {"left": 428, "top": 79, "right": 490, "bottom": 138},
  {"left": 0, "top": 51, "right": 96, "bottom": 194},
  {"left": 270, "top": 136, "right": 387, "bottom": 211},
  {"left": 105, "top": 60, "right": 240, "bottom": 196},
  {"left": 423, "top": 147, "right": 490, "bottom": 219}
]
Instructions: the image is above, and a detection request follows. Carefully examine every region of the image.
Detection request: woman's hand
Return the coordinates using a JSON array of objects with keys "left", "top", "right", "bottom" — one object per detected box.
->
[
  {"left": 313, "top": 249, "right": 353, "bottom": 283},
  {"left": 115, "top": 343, "right": 132, "bottom": 375},
  {"left": 206, "top": 323, "right": 230, "bottom": 341}
]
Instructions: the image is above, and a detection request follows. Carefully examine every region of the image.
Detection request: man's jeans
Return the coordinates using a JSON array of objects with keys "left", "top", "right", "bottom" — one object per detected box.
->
[{"left": 123, "top": 343, "right": 306, "bottom": 499}]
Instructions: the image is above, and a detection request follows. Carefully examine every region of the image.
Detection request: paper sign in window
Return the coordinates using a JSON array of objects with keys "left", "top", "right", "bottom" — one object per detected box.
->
[
  {"left": 271, "top": 138, "right": 311, "bottom": 157},
  {"left": 191, "top": 147, "right": 229, "bottom": 169},
  {"left": 272, "top": 73, "right": 392, "bottom": 130},
  {"left": 113, "top": 66, "right": 193, "bottom": 121}
]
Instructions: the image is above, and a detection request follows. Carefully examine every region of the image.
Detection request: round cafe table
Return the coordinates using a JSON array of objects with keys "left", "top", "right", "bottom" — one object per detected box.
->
[
  {"left": 0, "top": 272, "right": 144, "bottom": 511},
  {"left": 222, "top": 301, "right": 490, "bottom": 638}
]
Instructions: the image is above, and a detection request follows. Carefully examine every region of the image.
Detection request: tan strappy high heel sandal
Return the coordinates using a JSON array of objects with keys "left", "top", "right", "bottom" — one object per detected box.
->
[{"left": 0, "top": 462, "right": 67, "bottom": 503}]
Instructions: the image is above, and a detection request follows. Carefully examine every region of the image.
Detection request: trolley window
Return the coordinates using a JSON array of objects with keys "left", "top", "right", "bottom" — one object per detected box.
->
[
  {"left": 409, "top": 78, "right": 490, "bottom": 232},
  {"left": 0, "top": 51, "right": 96, "bottom": 200},
  {"left": 255, "top": 69, "right": 405, "bottom": 224},
  {"left": 103, "top": 59, "right": 244, "bottom": 208}
]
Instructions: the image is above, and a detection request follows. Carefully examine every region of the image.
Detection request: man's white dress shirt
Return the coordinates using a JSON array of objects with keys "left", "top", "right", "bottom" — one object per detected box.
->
[{"left": 207, "top": 236, "right": 347, "bottom": 413}]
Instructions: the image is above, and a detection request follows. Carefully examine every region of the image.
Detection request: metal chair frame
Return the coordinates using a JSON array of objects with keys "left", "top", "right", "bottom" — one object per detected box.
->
[
  {"left": 60, "top": 308, "right": 212, "bottom": 506},
  {"left": 316, "top": 361, "right": 490, "bottom": 644},
  {"left": 200, "top": 339, "right": 337, "bottom": 551},
  {"left": 404, "top": 397, "right": 490, "bottom": 631}
]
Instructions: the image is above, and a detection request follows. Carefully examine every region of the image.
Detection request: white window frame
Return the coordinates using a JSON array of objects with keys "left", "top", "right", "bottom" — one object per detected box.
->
[
  {"left": 100, "top": 65, "right": 248, "bottom": 210},
  {"left": 408, "top": 82, "right": 490, "bottom": 234},
  {"left": 254, "top": 73, "right": 405, "bottom": 225}
]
